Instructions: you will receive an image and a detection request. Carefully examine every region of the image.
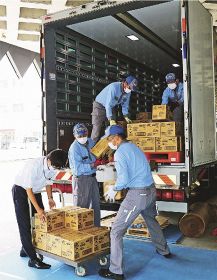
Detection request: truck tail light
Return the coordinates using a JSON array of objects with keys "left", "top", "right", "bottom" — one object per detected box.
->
[
  {"left": 173, "top": 190, "right": 185, "bottom": 201},
  {"left": 156, "top": 189, "right": 162, "bottom": 200},
  {"left": 161, "top": 190, "right": 173, "bottom": 200}
]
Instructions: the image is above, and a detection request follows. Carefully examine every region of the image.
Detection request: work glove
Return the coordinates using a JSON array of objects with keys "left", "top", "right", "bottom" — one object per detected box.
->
[
  {"left": 104, "top": 185, "right": 117, "bottom": 202},
  {"left": 109, "top": 119, "right": 117, "bottom": 126},
  {"left": 124, "top": 116, "right": 132, "bottom": 123}
]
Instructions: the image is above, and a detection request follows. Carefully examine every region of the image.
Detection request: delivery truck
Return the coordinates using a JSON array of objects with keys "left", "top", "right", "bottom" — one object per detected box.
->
[{"left": 41, "top": 0, "right": 217, "bottom": 213}]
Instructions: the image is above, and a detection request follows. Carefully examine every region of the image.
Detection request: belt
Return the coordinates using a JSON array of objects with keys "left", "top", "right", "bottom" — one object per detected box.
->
[
  {"left": 127, "top": 183, "right": 155, "bottom": 191},
  {"left": 74, "top": 173, "right": 96, "bottom": 178}
]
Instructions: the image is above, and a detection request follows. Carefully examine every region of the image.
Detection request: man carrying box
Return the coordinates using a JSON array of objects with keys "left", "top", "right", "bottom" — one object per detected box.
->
[
  {"left": 91, "top": 76, "right": 138, "bottom": 142},
  {"left": 161, "top": 73, "right": 184, "bottom": 122},
  {"left": 99, "top": 125, "right": 171, "bottom": 280},
  {"left": 68, "top": 123, "right": 101, "bottom": 227},
  {"left": 12, "top": 149, "right": 68, "bottom": 269}
]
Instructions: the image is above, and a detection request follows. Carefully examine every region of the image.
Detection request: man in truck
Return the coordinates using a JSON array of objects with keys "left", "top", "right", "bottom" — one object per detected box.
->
[
  {"left": 99, "top": 125, "right": 171, "bottom": 280},
  {"left": 68, "top": 123, "right": 101, "bottom": 226},
  {"left": 162, "top": 73, "right": 184, "bottom": 122},
  {"left": 12, "top": 149, "right": 68, "bottom": 269},
  {"left": 91, "top": 75, "right": 138, "bottom": 142}
]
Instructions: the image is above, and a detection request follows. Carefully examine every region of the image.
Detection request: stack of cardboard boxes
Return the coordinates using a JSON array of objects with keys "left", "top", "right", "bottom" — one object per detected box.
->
[
  {"left": 33, "top": 207, "right": 110, "bottom": 261},
  {"left": 127, "top": 105, "right": 183, "bottom": 153}
]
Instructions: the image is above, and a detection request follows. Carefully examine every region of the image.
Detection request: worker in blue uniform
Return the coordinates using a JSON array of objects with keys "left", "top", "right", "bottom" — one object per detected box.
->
[
  {"left": 162, "top": 73, "right": 184, "bottom": 122},
  {"left": 91, "top": 75, "right": 138, "bottom": 142},
  {"left": 99, "top": 125, "right": 171, "bottom": 280},
  {"left": 12, "top": 149, "right": 68, "bottom": 269},
  {"left": 68, "top": 123, "right": 100, "bottom": 226}
]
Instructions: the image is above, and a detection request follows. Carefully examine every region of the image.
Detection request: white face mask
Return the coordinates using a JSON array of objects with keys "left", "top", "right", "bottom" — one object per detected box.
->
[
  {"left": 168, "top": 83, "right": 177, "bottom": 90},
  {"left": 77, "top": 137, "right": 88, "bottom": 145},
  {"left": 49, "top": 166, "right": 56, "bottom": 172},
  {"left": 124, "top": 88, "right": 131, "bottom": 94},
  {"left": 108, "top": 142, "right": 118, "bottom": 150}
]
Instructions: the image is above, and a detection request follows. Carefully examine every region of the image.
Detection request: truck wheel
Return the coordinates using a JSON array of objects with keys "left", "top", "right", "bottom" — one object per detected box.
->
[
  {"left": 99, "top": 256, "right": 108, "bottom": 266},
  {"left": 75, "top": 266, "right": 86, "bottom": 277}
]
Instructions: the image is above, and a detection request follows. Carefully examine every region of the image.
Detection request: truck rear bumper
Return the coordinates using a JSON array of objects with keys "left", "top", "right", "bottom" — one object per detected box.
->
[{"left": 156, "top": 201, "right": 187, "bottom": 213}]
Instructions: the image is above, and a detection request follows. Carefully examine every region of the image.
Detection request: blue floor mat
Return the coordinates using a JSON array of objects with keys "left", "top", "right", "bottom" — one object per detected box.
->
[
  {"left": 163, "top": 224, "right": 183, "bottom": 243},
  {"left": 1, "top": 240, "right": 217, "bottom": 280},
  {"left": 125, "top": 224, "right": 183, "bottom": 244}
]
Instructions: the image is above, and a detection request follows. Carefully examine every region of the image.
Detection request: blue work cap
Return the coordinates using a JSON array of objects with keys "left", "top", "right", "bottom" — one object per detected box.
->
[
  {"left": 73, "top": 123, "right": 88, "bottom": 137},
  {"left": 104, "top": 125, "right": 124, "bottom": 138},
  {"left": 165, "top": 73, "right": 176, "bottom": 83},
  {"left": 126, "top": 75, "right": 138, "bottom": 91}
]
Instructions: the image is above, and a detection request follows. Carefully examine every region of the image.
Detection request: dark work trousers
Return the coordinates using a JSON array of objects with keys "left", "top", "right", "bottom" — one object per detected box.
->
[
  {"left": 12, "top": 184, "right": 44, "bottom": 260},
  {"left": 72, "top": 175, "right": 101, "bottom": 226},
  {"left": 91, "top": 101, "right": 107, "bottom": 142},
  {"left": 173, "top": 104, "right": 184, "bottom": 122}
]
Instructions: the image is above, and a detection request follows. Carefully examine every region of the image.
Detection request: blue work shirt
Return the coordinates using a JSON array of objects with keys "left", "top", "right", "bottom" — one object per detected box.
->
[
  {"left": 68, "top": 138, "right": 96, "bottom": 176},
  {"left": 114, "top": 142, "right": 154, "bottom": 190},
  {"left": 162, "top": 82, "right": 184, "bottom": 105},
  {"left": 95, "top": 82, "right": 131, "bottom": 119}
]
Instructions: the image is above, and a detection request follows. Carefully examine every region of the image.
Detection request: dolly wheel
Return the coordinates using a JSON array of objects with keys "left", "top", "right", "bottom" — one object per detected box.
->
[
  {"left": 99, "top": 256, "right": 108, "bottom": 266},
  {"left": 75, "top": 266, "right": 86, "bottom": 277}
]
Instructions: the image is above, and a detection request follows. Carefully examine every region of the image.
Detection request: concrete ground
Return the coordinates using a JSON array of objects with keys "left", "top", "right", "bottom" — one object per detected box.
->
[{"left": 180, "top": 223, "right": 217, "bottom": 250}]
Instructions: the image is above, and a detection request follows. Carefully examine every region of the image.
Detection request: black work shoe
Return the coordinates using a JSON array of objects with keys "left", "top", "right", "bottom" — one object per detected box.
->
[
  {"left": 37, "top": 253, "right": 44, "bottom": 261},
  {"left": 20, "top": 248, "right": 27, "bottom": 257},
  {"left": 28, "top": 258, "right": 51, "bottom": 269},
  {"left": 156, "top": 250, "right": 172, "bottom": 258},
  {"left": 163, "top": 253, "right": 172, "bottom": 258},
  {"left": 99, "top": 268, "right": 124, "bottom": 280}
]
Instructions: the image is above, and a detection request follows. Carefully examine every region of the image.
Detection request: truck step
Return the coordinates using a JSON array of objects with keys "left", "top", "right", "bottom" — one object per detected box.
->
[{"left": 145, "top": 151, "right": 184, "bottom": 163}]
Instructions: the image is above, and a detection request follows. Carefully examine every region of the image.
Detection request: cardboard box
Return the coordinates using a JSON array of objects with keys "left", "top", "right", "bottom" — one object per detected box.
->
[
  {"left": 155, "top": 137, "right": 183, "bottom": 152},
  {"left": 82, "top": 226, "right": 110, "bottom": 252},
  {"left": 34, "top": 209, "right": 65, "bottom": 233},
  {"left": 56, "top": 206, "right": 81, "bottom": 212},
  {"left": 127, "top": 137, "right": 140, "bottom": 142},
  {"left": 46, "top": 228, "right": 78, "bottom": 256},
  {"left": 103, "top": 180, "right": 126, "bottom": 201},
  {"left": 152, "top": 105, "right": 172, "bottom": 121},
  {"left": 127, "top": 123, "right": 146, "bottom": 130},
  {"left": 46, "top": 233, "right": 62, "bottom": 255},
  {"left": 127, "top": 122, "right": 160, "bottom": 138},
  {"left": 61, "top": 232, "right": 93, "bottom": 261},
  {"left": 128, "top": 131, "right": 147, "bottom": 137},
  {"left": 32, "top": 230, "right": 47, "bottom": 250},
  {"left": 65, "top": 208, "right": 94, "bottom": 230},
  {"left": 127, "top": 123, "right": 147, "bottom": 137},
  {"left": 91, "top": 138, "right": 110, "bottom": 158},
  {"left": 135, "top": 137, "right": 156, "bottom": 152},
  {"left": 136, "top": 112, "right": 152, "bottom": 121},
  {"left": 160, "top": 122, "right": 183, "bottom": 137},
  {"left": 145, "top": 122, "right": 161, "bottom": 137}
]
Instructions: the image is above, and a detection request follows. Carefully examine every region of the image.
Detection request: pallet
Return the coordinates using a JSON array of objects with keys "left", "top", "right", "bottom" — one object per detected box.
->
[
  {"left": 127, "top": 215, "right": 169, "bottom": 238},
  {"left": 145, "top": 151, "right": 184, "bottom": 163},
  {"left": 101, "top": 214, "right": 117, "bottom": 229}
]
